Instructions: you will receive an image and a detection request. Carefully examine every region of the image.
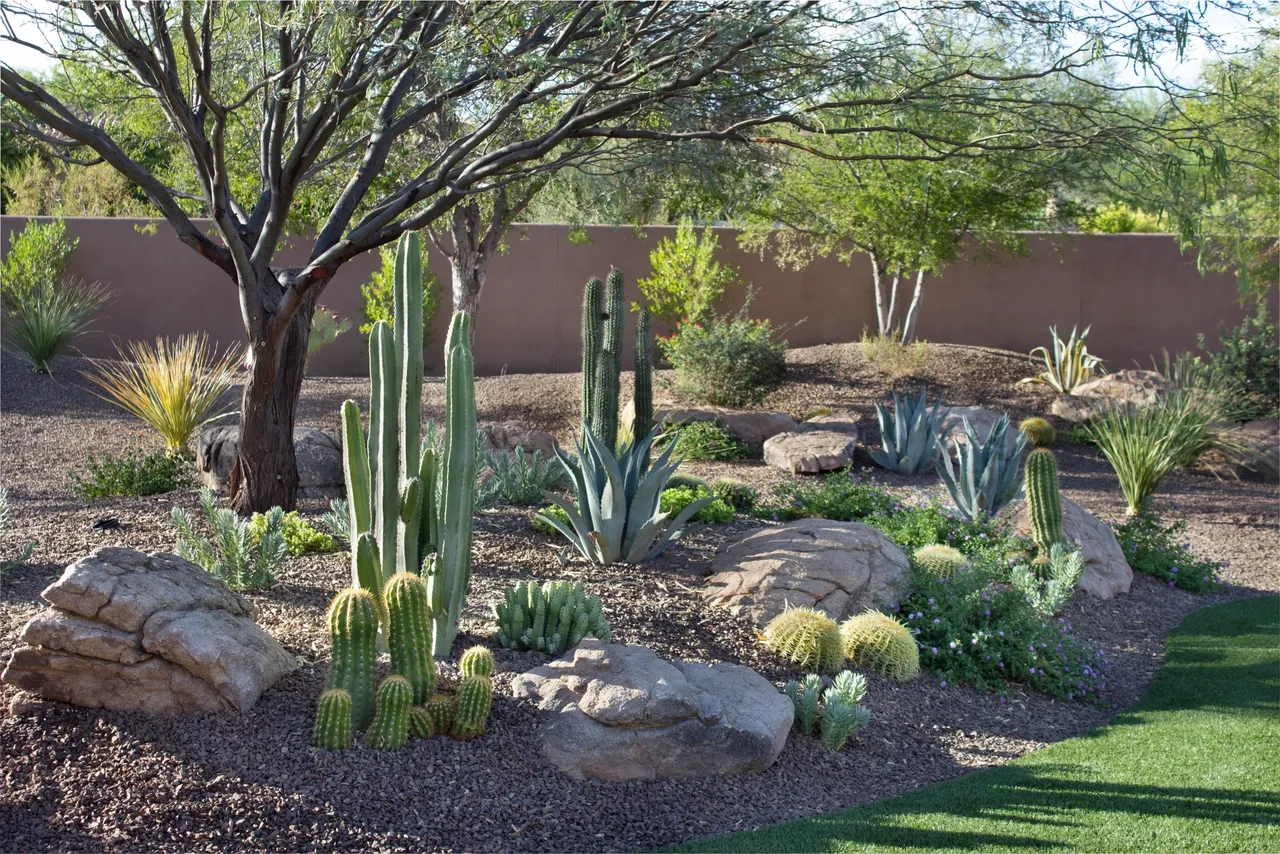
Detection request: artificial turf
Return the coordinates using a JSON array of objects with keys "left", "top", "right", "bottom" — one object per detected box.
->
[{"left": 671, "top": 595, "right": 1280, "bottom": 853}]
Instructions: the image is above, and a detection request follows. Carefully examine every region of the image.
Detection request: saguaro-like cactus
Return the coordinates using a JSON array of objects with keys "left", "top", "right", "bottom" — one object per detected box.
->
[
  {"left": 311, "top": 689, "right": 353, "bottom": 750},
  {"left": 633, "top": 307, "right": 653, "bottom": 450},
  {"left": 366, "top": 674, "right": 413, "bottom": 749},
  {"left": 453, "top": 674, "right": 493, "bottom": 740},
  {"left": 591, "top": 270, "right": 626, "bottom": 451},
  {"left": 579, "top": 271, "right": 653, "bottom": 454},
  {"left": 326, "top": 588, "right": 379, "bottom": 731},
  {"left": 1026, "top": 447, "right": 1063, "bottom": 550},
  {"left": 581, "top": 277, "right": 604, "bottom": 432},
  {"left": 384, "top": 573, "right": 436, "bottom": 703}
]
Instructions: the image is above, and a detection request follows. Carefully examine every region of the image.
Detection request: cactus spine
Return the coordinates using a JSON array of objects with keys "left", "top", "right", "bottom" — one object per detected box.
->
[
  {"left": 581, "top": 277, "right": 603, "bottom": 432},
  {"left": 326, "top": 589, "right": 379, "bottom": 731},
  {"left": 384, "top": 573, "right": 436, "bottom": 703},
  {"left": 459, "top": 645, "right": 494, "bottom": 678},
  {"left": 365, "top": 675, "right": 412, "bottom": 749},
  {"left": 311, "top": 689, "right": 353, "bottom": 750},
  {"left": 633, "top": 307, "right": 653, "bottom": 449},
  {"left": 453, "top": 674, "right": 493, "bottom": 739},
  {"left": 1025, "top": 447, "right": 1063, "bottom": 551}
]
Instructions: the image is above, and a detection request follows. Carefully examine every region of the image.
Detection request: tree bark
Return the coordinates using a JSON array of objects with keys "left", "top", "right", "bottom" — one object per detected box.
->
[{"left": 900, "top": 269, "right": 927, "bottom": 344}]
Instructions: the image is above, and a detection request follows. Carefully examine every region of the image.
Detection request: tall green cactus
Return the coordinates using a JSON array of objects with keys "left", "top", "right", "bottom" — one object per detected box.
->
[
  {"left": 1026, "top": 447, "right": 1063, "bottom": 550},
  {"left": 581, "top": 277, "right": 603, "bottom": 432},
  {"left": 365, "top": 674, "right": 412, "bottom": 749},
  {"left": 326, "top": 588, "right": 379, "bottom": 732},
  {"left": 453, "top": 674, "right": 493, "bottom": 740},
  {"left": 580, "top": 270, "right": 652, "bottom": 455},
  {"left": 591, "top": 270, "right": 625, "bottom": 452},
  {"left": 384, "top": 572, "right": 436, "bottom": 703},
  {"left": 633, "top": 307, "right": 653, "bottom": 450},
  {"left": 311, "top": 688, "right": 353, "bottom": 750}
]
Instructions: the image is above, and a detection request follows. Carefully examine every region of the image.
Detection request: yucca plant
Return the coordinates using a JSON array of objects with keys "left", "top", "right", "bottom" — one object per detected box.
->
[
  {"left": 937, "top": 414, "right": 1029, "bottom": 520},
  {"left": 171, "top": 487, "right": 286, "bottom": 590},
  {"left": 1020, "top": 325, "right": 1104, "bottom": 393},
  {"left": 869, "top": 390, "right": 945, "bottom": 474},
  {"left": 538, "top": 424, "right": 712, "bottom": 565},
  {"left": 2, "top": 278, "right": 109, "bottom": 374},
  {"left": 85, "top": 334, "right": 241, "bottom": 455}
]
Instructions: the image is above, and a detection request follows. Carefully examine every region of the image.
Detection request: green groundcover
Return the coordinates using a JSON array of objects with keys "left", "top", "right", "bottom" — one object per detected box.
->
[{"left": 669, "top": 595, "right": 1280, "bottom": 854}]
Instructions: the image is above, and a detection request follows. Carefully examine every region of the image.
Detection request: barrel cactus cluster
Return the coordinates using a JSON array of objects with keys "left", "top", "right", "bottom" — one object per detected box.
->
[{"left": 494, "top": 580, "right": 613, "bottom": 654}]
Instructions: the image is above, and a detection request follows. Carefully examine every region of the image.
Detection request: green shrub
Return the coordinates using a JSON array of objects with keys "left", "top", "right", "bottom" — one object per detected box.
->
[
  {"left": 1009, "top": 543, "right": 1084, "bottom": 618},
  {"left": 1197, "top": 302, "right": 1279, "bottom": 420},
  {"left": 249, "top": 510, "right": 335, "bottom": 555},
  {"left": 658, "top": 297, "right": 786, "bottom": 407},
  {"left": 864, "top": 499, "right": 1030, "bottom": 566},
  {"left": 635, "top": 219, "right": 741, "bottom": 327},
  {"left": 481, "top": 447, "right": 564, "bottom": 505},
  {"left": 711, "top": 477, "right": 758, "bottom": 512},
  {"left": 70, "top": 450, "right": 193, "bottom": 499},
  {"left": 360, "top": 240, "right": 442, "bottom": 357},
  {"left": 660, "top": 484, "right": 733, "bottom": 524},
  {"left": 758, "top": 468, "right": 896, "bottom": 522},
  {"left": 657, "top": 419, "right": 750, "bottom": 461},
  {"left": 1077, "top": 202, "right": 1164, "bottom": 233},
  {"left": 531, "top": 503, "right": 570, "bottom": 535},
  {"left": 3, "top": 276, "right": 108, "bottom": 374},
  {"left": 1067, "top": 422, "right": 1098, "bottom": 447},
  {"left": 1111, "top": 510, "right": 1223, "bottom": 593},
  {"left": 1, "top": 218, "right": 77, "bottom": 307}
]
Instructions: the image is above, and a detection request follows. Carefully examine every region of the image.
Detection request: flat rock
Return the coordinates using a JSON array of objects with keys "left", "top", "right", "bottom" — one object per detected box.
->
[
  {"left": 622, "top": 399, "right": 796, "bottom": 446},
  {"left": 795, "top": 409, "right": 860, "bottom": 436},
  {"left": 511, "top": 639, "right": 792, "bottom": 781},
  {"left": 702, "top": 519, "right": 911, "bottom": 625},
  {"left": 198, "top": 425, "right": 344, "bottom": 499},
  {"left": 2, "top": 548, "right": 296, "bottom": 713},
  {"left": 1009, "top": 496, "right": 1132, "bottom": 598},
  {"left": 1051, "top": 370, "right": 1166, "bottom": 423},
  {"left": 481, "top": 421, "right": 557, "bottom": 458},
  {"left": 763, "top": 430, "right": 857, "bottom": 473}
]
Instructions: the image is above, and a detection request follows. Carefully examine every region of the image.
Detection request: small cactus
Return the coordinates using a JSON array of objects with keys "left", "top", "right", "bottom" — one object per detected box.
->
[
  {"left": 764, "top": 607, "right": 844, "bottom": 674},
  {"left": 1019, "top": 417, "right": 1056, "bottom": 448},
  {"left": 459, "top": 645, "right": 495, "bottom": 678},
  {"left": 407, "top": 705, "right": 435, "bottom": 740},
  {"left": 384, "top": 573, "right": 437, "bottom": 703},
  {"left": 453, "top": 674, "right": 493, "bottom": 740},
  {"left": 1025, "top": 447, "right": 1063, "bottom": 551},
  {"left": 311, "top": 689, "right": 353, "bottom": 750},
  {"left": 365, "top": 674, "right": 413, "bottom": 749},
  {"left": 423, "top": 692, "right": 456, "bottom": 735},
  {"left": 821, "top": 693, "right": 872, "bottom": 752},
  {"left": 493, "top": 580, "right": 612, "bottom": 655},
  {"left": 840, "top": 610, "right": 920, "bottom": 682},
  {"left": 326, "top": 588, "right": 379, "bottom": 731},
  {"left": 784, "top": 674, "right": 823, "bottom": 735},
  {"left": 913, "top": 544, "right": 968, "bottom": 579}
]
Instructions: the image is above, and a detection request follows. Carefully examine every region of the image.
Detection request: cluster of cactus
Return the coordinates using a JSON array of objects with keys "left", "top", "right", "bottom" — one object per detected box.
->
[
  {"left": 764, "top": 607, "right": 845, "bottom": 674},
  {"left": 1019, "top": 417, "right": 1057, "bottom": 448},
  {"left": 913, "top": 544, "right": 968, "bottom": 578},
  {"left": 784, "top": 671, "right": 872, "bottom": 752},
  {"left": 581, "top": 270, "right": 653, "bottom": 452},
  {"left": 1011, "top": 543, "right": 1085, "bottom": 618},
  {"left": 493, "top": 580, "right": 612, "bottom": 654},
  {"left": 869, "top": 390, "right": 946, "bottom": 475},
  {"left": 839, "top": 610, "right": 920, "bottom": 682},
  {"left": 937, "top": 414, "right": 1029, "bottom": 521},
  {"left": 340, "top": 232, "right": 476, "bottom": 656}
]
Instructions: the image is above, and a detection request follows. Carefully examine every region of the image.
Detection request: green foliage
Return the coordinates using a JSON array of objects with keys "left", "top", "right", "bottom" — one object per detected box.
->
[
  {"left": 3, "top": 275, "right": 109, "bottom": 374},
  {"left": 320, "top": 498, "right": 350, "bottom": 547},
  {"left": 839, "top": 610, "right": 920, "bottom": 682},
  {"left": 912, "top": 544, "right": 968, "bottom": 579},
  {"left": 326, "top": 588, "right": 380, "bottom": 732},
  {"left": 0, "top": 484, "right": 34, "bottom": 575},
  {"left": 452, "top": 674, "right": 493, "bottom": 740},
  {"left": 365, "top": 675, "right": 413, "bottom": 750},
  {"left": 764, "top": 607, "right": 845, "bottom": 674},
  {"left": 1018, "top": 417, "right": 1057, "bottom": 448},
  {"left": 359, "top": 240, "right": 441, "bottom": 346},
  {"left": 758, "top": 468, "right": 896, "bottom": 522},
  {"left": 311, "top": 689, "right": 353, "bottom": 751},
  {"left": 459, "top": 645, "right": 495, "bottom": 678},
  {"left": 530, "top": 503, "right": 570, "bottom": 535},
  {"left": 171, "top": 488, "right": 286, "bottom": 590},
  {"left": 1020, "top": 325, "right": 1105, "bottom": 393},
  {"left": 785, "top": 674, "right": 823, "bottom": 735},
  {"left": 480, "top": 447, "right": 564, "bottom": 505},
  {"left": 867, "top": 499, "right": 1030, "bottom": 566},
  {"left": 657, "top": 419, "right": 750, "bottom": 461},
  {"left": 308, "top": 304, "right": 351, "bottom": 359},
  {"left": 249, "top": 510, "right": 335, "bottom": 555},
  {"left": 899, "top": 562, "right": 1106, "bottom": 701},
  {"left": 494, "top": 580, "right": 613, "bottom": 654},
  {"left": 1067, "top": 422, "right": 1098, "bottom": 447},
  {"left": 710, "top": 478, "right": 758, "bottom": 512},
  {"left": 1077, "top": 202, "right": 1164, "bottom": 233},
  {"left": 859, "top": 328, "right": 930, "bottom": 379},
  {"left": 1111, "top": 511, "right": 1223, "bottom": 593},
  {"left": 820, "top": 671, "right": 872, "bottom": 752},
  {"left": 1010, "top": 544, "right": 1085, "bottom": 618},
  {"left": 869, "top": 390, "right": 945, "bottom": 475},
  {"left": 0, "top": 218, "right": 77, "bottom": 307},
  {"left": 937, "top": 415, "right": 1028, "bottom": 520},
  {"left": 660, "top": 484, "right": 734, "bottom": 524},
  {"left": 384, "top": 573, "right": 437, "bottom": 703},
  {"left": 657, "top": 297, "right": 787, "bottom": 407},
  {"left": 70, "top": 450, "right": 192, "bottom": 499},
  {"left": 1197, "top": 302, "right": 1279, "bottom": 420},
  {"left": 634, "top": 219, "right": 741, "bottom": 327},
  {"left": 1025, "top": 448, "right": 1064, "bottom": 551}
]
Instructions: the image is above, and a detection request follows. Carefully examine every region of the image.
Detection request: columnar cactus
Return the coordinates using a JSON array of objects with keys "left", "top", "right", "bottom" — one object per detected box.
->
[
  {"left": 326, "top": 588, "right": 379, "bottom": 731},
  {"left": 591, "top": 270, "right": 625, "bottom": 452},
  {"left": 1025, "top": 447, "right": 1063, "bottom": 551},
  {"left": 423, "top": 693, "right": 456, "bottom": 735},
  {"left": 633, "top": 307, "right": 653, "bottom": 448},
  {"left": 453, "top": 674, "right": 493, "bottom": 740},
  {"left": 581, "top": 277, "right": 603, "bottom": 432},
  {"left": 493, "top": 580, "right": 612, "bottom": 654},
  {"left": 581, "top": 270, "right": 653, "bottom": 454},
  {"left": 384, "top": 573, "right": 436, "bottom": 703},
  {"left": 459, "top": 645, "right": 494, "bottom": 678},
  {"left": 311, "top": 689, "right": 353, "bottom": 750},
  {"left": 366, "top": 674, "right": 413, "bottom": 749},
  {"left": 407, "top": 705, "right": 435, "bottom": 740}
]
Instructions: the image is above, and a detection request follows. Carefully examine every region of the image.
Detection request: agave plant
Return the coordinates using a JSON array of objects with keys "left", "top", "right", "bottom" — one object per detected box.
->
[
  {"left": 538, "top": 424, "right": 713, "bottom": 565},
  {"left": 869, "top": 390, "right": 946, "bottom": 475},
  {"left": 1020, "top": 325, "right": 1104, "bottom": 393},
  {"left": 937, "top": 414, "right": 1029, "bottom": 520}
]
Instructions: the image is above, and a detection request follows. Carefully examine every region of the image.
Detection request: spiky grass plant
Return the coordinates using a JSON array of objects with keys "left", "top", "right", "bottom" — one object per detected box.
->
[
  {"left": 320, "top": 498, "right": 350, "bottom": 547},
  {"left": 913, "top": 544, "right": 968, "bottom": 578},
  {"left": 85, "top": 334, "right": 241, "bottom": 455},
  {"left": 1019, "top": 325, "right": 1104, "bottom": 393},
  {"left": 171, "top": 487, "right": 286, "bottom": 590},
  {"left": 840, "top": 610, "right": 920, "bottom": 682},
  {"left": 1019, "top": 417, "right": 1057, "bottom": 448},
  {"left": 1010, "top": 543, "right": 1085, "bottom": 618},
  {"left": 3, "top": 277, "right": 109, "bottom": 374},
  {"left": 764, "top": 607, "right": 844, "bottom": 674},
  {"left": 860, "top": 327, "right": 929, "bottom": 379},
  {"left": 785, "top": 674, "right": 823, "bottom": 734}
]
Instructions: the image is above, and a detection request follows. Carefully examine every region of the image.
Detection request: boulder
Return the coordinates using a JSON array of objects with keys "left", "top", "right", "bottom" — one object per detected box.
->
[
  {"left": 2, "top": 548, "right": 297, "bottom": 713},
  {"left": 702, "top": 519, "right": 911, "bottom": 626},
  {"left": 1009, "top": 496, "right": 1132, "bottom": 599},
  {"left": 481, "top": 421, "right": 557, "bottom": 459},
  {"left": 198, "top": 425, "right": 343, "bottom": 499},
  {"left": 1205, "top": 420, "right": 1279, "bottom": 481},
  {"left": 511, "top": 639, "right": 792, "bottom": 781},
  {"left": 763, "top": 430, "right": 858, "bottom": 474},
  {"left": 622, "top": 399, "right": 796, "bottom": 446},
  {"left": 795, "top": 409, "right": 860, "bottom": 436},
  {"left": 1051, "top": 370, "right": 1166, "bottom": 423},
  {"left": 940, "top": 406, "right": 1017, "bottom": 449}
]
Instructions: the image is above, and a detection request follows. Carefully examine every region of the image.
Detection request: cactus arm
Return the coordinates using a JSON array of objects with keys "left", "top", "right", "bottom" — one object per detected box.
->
[
  {"left": 397, "top": 477, "right": 423, "bottom": 576},
  {"left": 340, "top": 400, "right": 372, "bottom": 545},
  {"left": 582, "top": 278, "right": 604, "bottom": 435},
  {"left": 371, "top": 321, "right": 400, "bottom": 588},
  {"left": 418, "top": 447, "right": 438, "bottom": 558},
  {"left": 395, "top": 232, "right": 424, "bottom": 497},
  {"left": 633, "top": 307, "right": 653, "bottom": 457}
]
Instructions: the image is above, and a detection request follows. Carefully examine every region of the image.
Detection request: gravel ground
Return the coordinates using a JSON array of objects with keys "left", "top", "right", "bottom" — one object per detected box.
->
[{"left": 1, "top": 344, "right": 1276, "bottom": 853}]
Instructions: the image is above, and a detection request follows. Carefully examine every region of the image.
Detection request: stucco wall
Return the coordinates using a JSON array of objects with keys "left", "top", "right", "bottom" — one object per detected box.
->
[{"left": 0, "top": 216, "right": 1264, "bottom": 376}]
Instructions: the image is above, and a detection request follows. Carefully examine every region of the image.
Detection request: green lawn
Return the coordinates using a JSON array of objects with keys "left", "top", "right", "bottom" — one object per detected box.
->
[{"left": 671, "top": 596, "right": 1280, "bottom": 854}]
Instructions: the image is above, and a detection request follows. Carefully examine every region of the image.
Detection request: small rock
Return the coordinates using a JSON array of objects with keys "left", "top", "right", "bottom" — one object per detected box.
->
[
  {"left": 1050, "top": 370, "right": 1166, "bottom": 423},
  {"left": 481, "top": 421, "right": 557, "bottom": 458},
  {"left": 763, "top": 430, "right": 857, "bottom": 473}
]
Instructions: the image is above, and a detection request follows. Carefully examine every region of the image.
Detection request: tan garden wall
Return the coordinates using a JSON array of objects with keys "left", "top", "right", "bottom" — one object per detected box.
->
[{"left": 1, "top": 216, "right": 1267, "bottom": 377}]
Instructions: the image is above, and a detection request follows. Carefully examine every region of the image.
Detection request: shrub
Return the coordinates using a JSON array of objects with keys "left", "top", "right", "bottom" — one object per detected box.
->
[
  {"left": 711, "top": 477, "right": 758, "bottom": 512},
  {"left": 308, "top": 304, "right": 351, "bottom": 359},
  {"left": 70, "top": 450, "right": 193, "bottom": 499},
  {"left": 1077, "top": 202, "right": 1164, "bottom": 233},
  {"left": 899, "top": 562, "right": 1107, "bottom": 701},
  {"left": 759, "top": 468, "right": 896, "bottom": 522},
  {"left": 1111, "top": 510, "right": 1223, "bottom": 593},
  {"left": 839, "top": 610, "right": 920, "bottom": 682},
  {"left": 657, "top": 419, "right": 750, "bottom": 461},
  {"left": 84, "top": 334, "right": 242, "bottom": 455},
  {"left": 869, "top": 390, "right": 945, "bottom": 475},
  {"left": 1197, "top": 302, "right": 1279, "bottom": 420},
  {"left": 1067, "top": 422, "right": 1098, "bottom": 447},
  {"left": 635, "top": 219, "right": 741, "bottom": 327},
  {"left": 0, "top": 485, "right": 35, "bottom": 575},
  {"left": 530, "top": 503, "right": 570, "bottom": 535},
  {"left": 1019, "top": 325, "right": 1104, "bottom": 393},
  {"left": 864, "top": 498, "right": 1031, "bottom": 567},
  {"left": 1009, "top": 543, "right": 1084, "bottom": 618},
  {"left": 172, "top": 488, "right": 286, "bottom": 590},
  {"left": 481, "top": 447, "right": 564, "bottom": 505},
  {"left": 249, "top": 510, "right": 335, "bottom": 555},
  {"left": 493, "top": 579, "right": 612, "bottom": 654},
  {"left": 360, "top": 240, "right": 442, "bottom": 352},
  {"left": 658, "top": 297, "right": 786, "bottom": 407},
  {"left": 321, "top": 498, "right": 350, "bottom": 546},
  {"left": 860, "top": 327, "right": 929, "bottom": 379},
  {"left": 764, "top": 607, "right": 844, "bottom": 673},
  {"left": 3, "top": 276, "right": 109, "bottom": 374},
  {"left": 0, "top": 218, "right": 76, "bottom": 307},
  {"left": 660, "top": 484, "right": 734, "bottom": 524}
]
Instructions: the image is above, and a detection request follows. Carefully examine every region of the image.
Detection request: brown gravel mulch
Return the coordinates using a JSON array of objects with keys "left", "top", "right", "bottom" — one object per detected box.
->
[{"left": 1, "top": 344, "right": 1276, "bottom": 853}]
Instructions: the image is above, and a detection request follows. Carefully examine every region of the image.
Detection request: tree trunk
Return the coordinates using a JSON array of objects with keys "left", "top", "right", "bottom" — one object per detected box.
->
[
  {"left": 228, "top": 289, "right": 318, "bottom": 514},
  {"left": 900, "top": 270, "right": 927, "bottom": 344},
  {"left": 450, "top": 247, "right": 485, "bottom": 343}
]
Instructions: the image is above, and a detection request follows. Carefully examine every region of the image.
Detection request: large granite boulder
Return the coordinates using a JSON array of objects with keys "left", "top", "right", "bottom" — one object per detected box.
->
[
  {"left": 2, "top": 548, "right": 296, "bottom": 713},
  {"left": 1051, "top": 370, "right": 1166, "bottom": 423},
  {"left": 198, "top": 425, "right": 343, "bottom": 499},
  {"left": 1009, "top": 496, "right": 1132, "bottom": 599},
  {"left": 481, "top": 421, "right": 557, "bottom": 459},
  {"left": 702, "top": 520, "right": 911, "bottom": 626},
  {"left": 622, "top": 399, "right": 796, "bottom": 447},
  {"left": 764, "top": 430, "right": 858, "bottom": 474},
  {"left": 511, "top": 639, "right": 792, "bottom": 781}
]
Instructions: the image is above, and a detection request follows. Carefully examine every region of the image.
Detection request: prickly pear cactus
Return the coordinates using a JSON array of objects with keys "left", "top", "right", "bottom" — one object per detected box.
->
[
  {"left": 764, "top": 607, "right": 844, "bottom": 674},
  {"left": 311, "top": 689, "right": 353, "bottom": 750},
  {"left": 365, "top": 674, "right": 413, "bottom": 749}
]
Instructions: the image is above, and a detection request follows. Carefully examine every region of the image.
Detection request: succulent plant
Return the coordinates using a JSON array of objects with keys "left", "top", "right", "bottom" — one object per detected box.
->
[
  {"left": 764, "top": 607, "right": 845, "bottom": 674},
  {"left": 453, "top": 674, "right": 493, "bottom": 740},
  {"left": 365, "top": 674, "right": 413, "bottom": 749},
  {"left": 913, "top": 544, "right": 968, "bottom": 578},
  {"left": 937, "top": 414, "right": 1028, "bottom": 521},
  {"left": 840, "top": 610, "right": 920, "bottom": 682},
  {"left": 1025, "top": 447, "right": 1064, "bottom": 551},
  {"left": 1011, "top": 543, "right": 1084, "bottom": 618},
  {"left": 494, "top": 580, "right": 612, "bottom": 654},
  {"left": 326, "top": 588, "right": 379, "bottom": 731},
  {"left": 711, "top": 477, "right": 758, "bottom": 512},
  {"left": 423, "top": 693, "right": 456, "bottom": 735},
  {"left": 821, "top": 671, "right": 871, "bottom": 752},
  {"left": 383, "top": 572, "right": 436, "bottom": 703},
  {"left": 869, "top": 390, "right": 945, "bottom": 475},
  {"left": 459, "top": 645, "right": 495, "bottom": 678},
  {"left": 784, "top": 674, "right": 823, "bottom": 735},
  {"left": 581, "top": 270, "right": 654, "bottom": 456},
  {"left": 311, "top": 689, "right": 353, "bottom": 750},
  {"left": 1019, "top": 417, "right": 1057, "bottom": 448},
  {"left": 407, "top": 705, "right": 435, "bottom": 740},
  {"left": 1020, "top": 325, "right": 1104, "bottom": 393}
]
